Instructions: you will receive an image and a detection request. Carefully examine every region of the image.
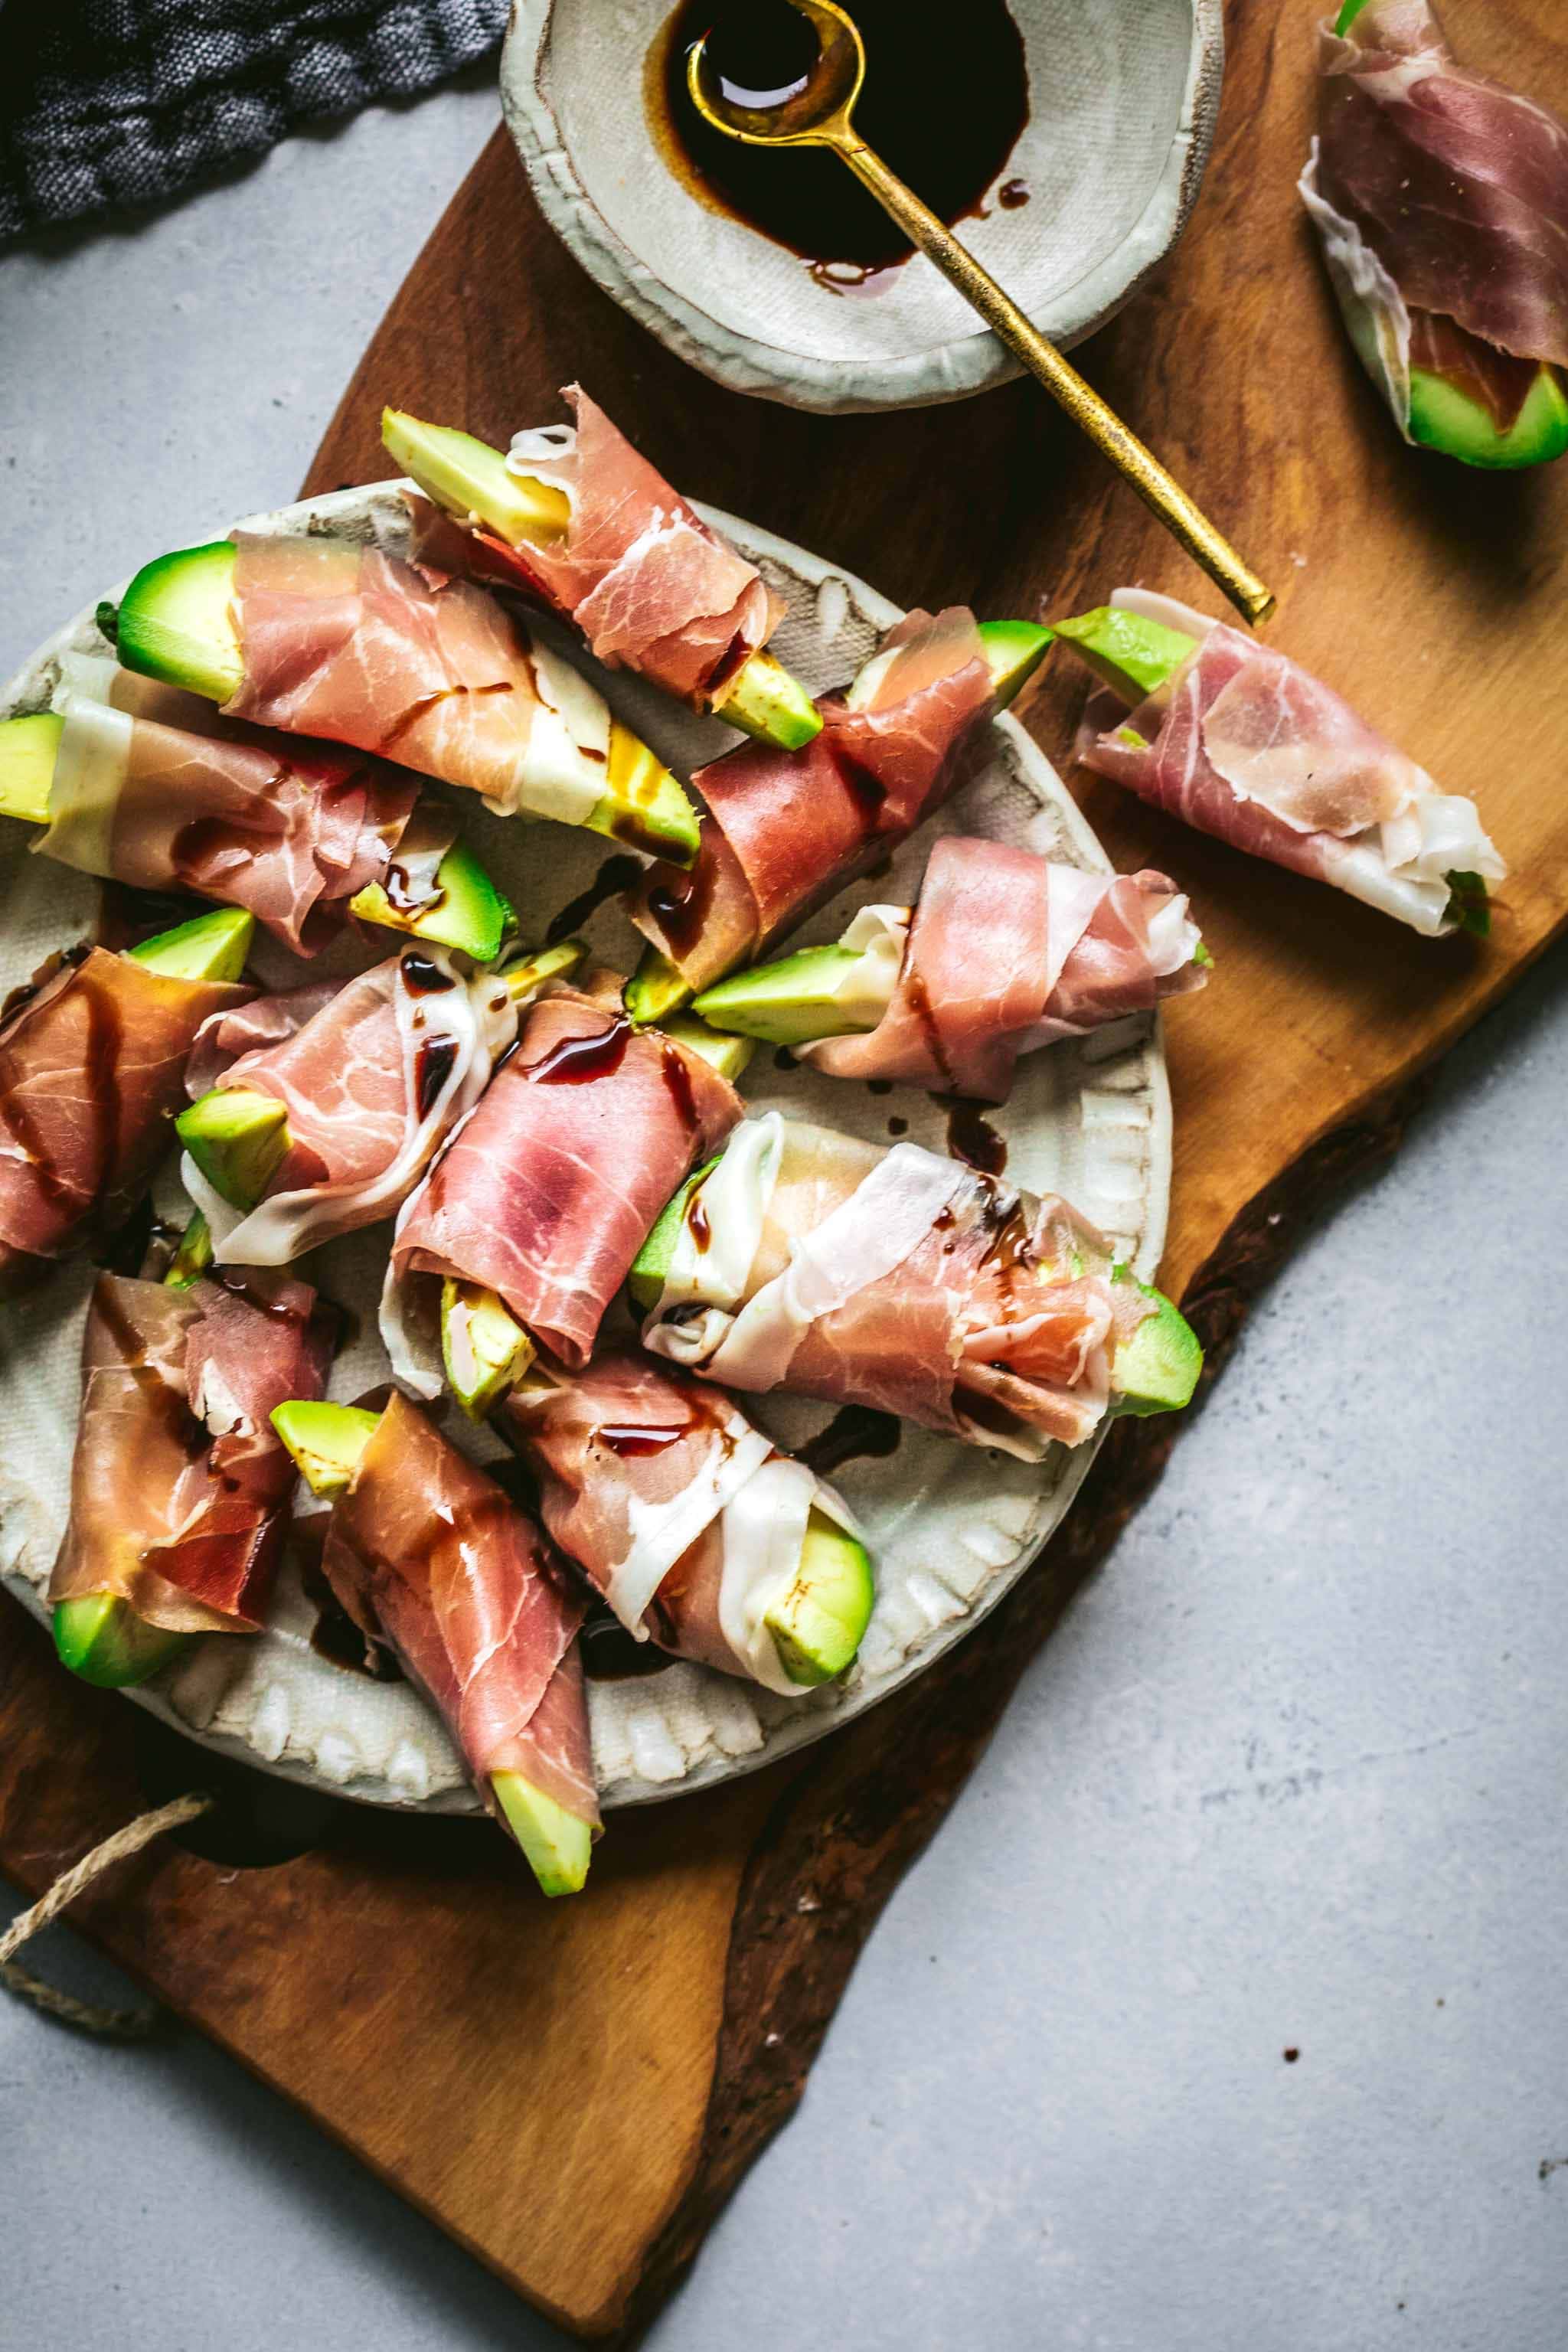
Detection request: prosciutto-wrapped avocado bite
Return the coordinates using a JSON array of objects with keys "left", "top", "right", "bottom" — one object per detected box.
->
[
  {"left": 176, "top": 942, "right": 583, "bottom": 1266},
  {"left": 0, "top": 907, "right": 255, "bottom": 1304},
  {"left": 496, "top": 1352, "right": 873, "bottom": 1693},
  {"left": 630, "top": 1115, "right": 1200, "bottom": 1458},
  {"left": 694, "top": 836, "right": 1207, "bottom": 1102},
  {"left": 1301, "top": 0, "right": 1568, "bottom": 468},
  {"left": 621, "top": 609, "right": 1054, "bottom": 1026},
  {"left": 384, "top": 394, "right": 821, "bottom": 750},
  {"left": 51, "top": 1256, "right": 336, "bottom": 1689},
  {"left": 0, "top": 657, "right": 510, "bottom": 961},
  {"left": 272, "top": 1391, "right": 599, "bottom": 1896},
  {"left": 1054, "top": 593, "right": 1504, "bottom": 936},
  {"left": 381, "top": 982, "right": 750, "bottom": 1394},
  {"left": 109, "top": 521, "right": 699, "bottom": 862}
]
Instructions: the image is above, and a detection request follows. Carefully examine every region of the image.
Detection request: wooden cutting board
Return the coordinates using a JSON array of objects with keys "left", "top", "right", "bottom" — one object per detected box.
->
[{"left": 5, "top": 0, "right": 1566, "bottom": 2336}]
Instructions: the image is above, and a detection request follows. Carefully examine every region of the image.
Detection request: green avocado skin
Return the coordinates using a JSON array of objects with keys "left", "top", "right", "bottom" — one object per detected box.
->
[
  {"left": 116, "top": 542, "right": 243, "bottom": 704},
  {"left": 1408, "top": 363, "right": 1568, "bottom": 471}
]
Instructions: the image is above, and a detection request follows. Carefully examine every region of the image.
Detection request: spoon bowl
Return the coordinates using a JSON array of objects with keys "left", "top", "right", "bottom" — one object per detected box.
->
[{"left": 688, "top": 0, "right": 864, "bottom": 146}]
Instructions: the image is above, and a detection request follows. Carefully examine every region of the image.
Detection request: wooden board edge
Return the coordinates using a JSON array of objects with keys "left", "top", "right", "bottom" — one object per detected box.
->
[{"left": 602, "top": 1070, "right": 1424, "bottom": 2343}]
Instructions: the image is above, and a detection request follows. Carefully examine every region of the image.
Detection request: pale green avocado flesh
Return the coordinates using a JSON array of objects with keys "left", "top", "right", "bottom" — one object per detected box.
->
[
  {"left": 1110, "top": 1275, "right": 1203, "bottom": 1417},
  {"left": 381, "top": 408, "right": 571, "bottom": 544},
  {"left": 625, "top": 947, "right": 694, "bottom": 1028},
  {"left": 694, "top": 942, "right": 880, "bottom": 1047},
  {"left": 1050, "top": 607, "right": 1197, "bottom": 705},
  {"left": 492, "top": 1770, "right": 594, "bottom": 1897},
  {"left": 350, "top": 838, "right": 513, "bottom": 961},
  {"left": 442, "top": 1279, "right": 534, "bottom": 1420},
  {"left": 116, "top": 541, "right": 243, "bottom": 704},
  {"left": 126, "top": 905, "right": 254, "bottom": 984},
  {"left": 54, "top": 1594, "right": 191, "bottom": 1689},
  {"left": 976, "top": 618, "right": 1054, "bottom": 705},
  {"left": 165, "top": 1211, "right": 215, "bottom": 1289},
  {"left": 655, "top": 1013, "right": 753, "bottom": 1086},
  {"left": 0, "top": 710, "right": 62, "bottom": 825},
  {"left": 176, "top": 1087, "right": 289, "bottom": 1212},
  {"left": 1408, "top": 362, "right": 1568, "bottom": 471},
  {"left": 587, "top": 724, "right": 701, "bottom": 866},
  {"left": 766, "top": 1511, "right": 875, "bottom": 1686},
  {"left": 499, "top": 937, "right": 586, "bottom": 1001},
  {"left": 627, "top": 1161, "right": 714, "bottom": 1313},
  {"left": 716, "top": 650, "right": 822, "bottom": 750},
  {"left": 270, "top": 1400, "right": 381, "bottom": 1499}
]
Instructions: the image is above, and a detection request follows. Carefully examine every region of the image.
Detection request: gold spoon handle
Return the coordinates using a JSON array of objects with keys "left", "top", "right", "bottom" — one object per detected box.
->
[{"left": 834, "top": 133, "right": 1276, "bottom": 629}]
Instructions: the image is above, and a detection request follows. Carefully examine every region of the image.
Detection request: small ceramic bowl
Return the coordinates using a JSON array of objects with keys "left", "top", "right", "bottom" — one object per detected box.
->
[{"left": 501, "top": 0, "right": 1223, "bottom": 413}]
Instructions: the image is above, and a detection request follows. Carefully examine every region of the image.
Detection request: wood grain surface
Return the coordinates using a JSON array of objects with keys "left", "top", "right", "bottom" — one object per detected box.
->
[{"left": 4, "top": 0, "right": 1566, "bottom": 2337}]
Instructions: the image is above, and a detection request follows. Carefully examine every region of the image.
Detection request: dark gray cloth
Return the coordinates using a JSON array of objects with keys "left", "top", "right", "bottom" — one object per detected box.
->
[{"left": 0, "top": 1, "right": 508, "bottom": 244}]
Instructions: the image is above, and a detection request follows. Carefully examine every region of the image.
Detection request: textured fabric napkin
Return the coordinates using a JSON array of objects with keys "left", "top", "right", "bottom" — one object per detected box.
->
[{"left": 0, "top": 0, "right": 508, "bottom": 246}]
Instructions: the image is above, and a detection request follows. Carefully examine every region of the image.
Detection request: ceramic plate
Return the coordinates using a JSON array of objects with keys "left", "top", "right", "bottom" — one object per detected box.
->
[
  {"left": 501, "top": 0, "right": 1223, "bottom": 413},
  {"left": 0, "top": 485, "right": 1171, "bottom": 1811}
]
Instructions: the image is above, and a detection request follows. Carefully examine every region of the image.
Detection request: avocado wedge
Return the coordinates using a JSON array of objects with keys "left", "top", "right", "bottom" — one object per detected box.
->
[
  {"left": 122, "top": 904, "right": 254, "bottom": 985},
  {"left": 383, "top": 406, "right": 823, "bottom": 752},
  {"left": 766, "top": 1509, "right": 875, "bottom": 1686},
  {"left": 624, "top": 947, "right": 694, "bottom": 1029},
  {"left": 693, "top": 941, "right": 884, "bottom": 1047},
  {"left": 164, "top": 1210, "right": 214, "bottom": 1289},
  {"left": 976, "top": 618, "right": 1054, "bottom": 707},
  {"left": 656, "top": 1012, "right": 753, "bottom": 1086},
  {"left": 177, "top": 1089, "right": 289, "bottom": 1213},
  {"left": 0, "top": 711, "right": 63, "bottom": 825},
  {"left": 53, "top": 1590, "right": 191, "bottom": 1690},
  {"left": 348, "top": 838, "right": 514, "bottom": 962},
  {"left": 491, "top": 1770, "right": 594, "bottom": 1899},
  {"left": 1109, "top": 1274, "right": 1203, "bottom": 1417},
  {"left": 443, "top": 1279, "right": 535, "bottom": 1420},
  {"left": 588, "top": 719, "right": 701, "bottom": 866},
  {"left": 1049, "top": 606, "right": 1199, "bottom": 704},
  {"left": 116, "top": 541, "right": 244, "bottom": 704},
  {"left": 271, "top": 1395, "right": 595, "bottom": 1893},
  {"left": 628, "top": 1162, "right": 714, "bottom": 1314},
  {"left": 1408, "top": 361, "right": 1568, "bottom": 472}
]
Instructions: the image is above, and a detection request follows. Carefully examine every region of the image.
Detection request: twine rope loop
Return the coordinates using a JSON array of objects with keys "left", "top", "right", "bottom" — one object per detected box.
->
[{"left": 0, "top": 1792, "right": 214, "bottom": 2039}]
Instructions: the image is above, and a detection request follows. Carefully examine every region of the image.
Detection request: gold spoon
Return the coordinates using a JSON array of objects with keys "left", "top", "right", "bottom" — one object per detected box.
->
[{"left": 688, "top": 0, "right": 1275, "bottom": 629}]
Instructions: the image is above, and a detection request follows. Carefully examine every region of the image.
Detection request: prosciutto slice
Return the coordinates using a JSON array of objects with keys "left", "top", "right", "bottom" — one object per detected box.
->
[
  {"left": 498, "top": 1352, "right": 858, "bottom": 1695},
  {"left": 320, "top": 1392, "right": 598, "bottom": 1833},
  {"left": 222, "top": 530, "right": 616, "bottom": 826},
  {"left": 39, "top": 655, "right": 435, "bottom": 955},
  {"left": 1075, "top": 591, "right": 1504, "bottom": 934},
  {"left": 642, "top": 1115, "right": 1151, "bottom": 1459},
  {"left": 1302, "top": 0, "right": 1568, "bottom": 436},
  {"left": 410, "top": 389, "right": 784, "bottom": 708},
  {"left": 181, "top": 947, "right": 519, "bottom": 1266},
  {"left": 628, "top": 608, "right": 996, "bottom": 994},
  {"left": 49, "top": 1268, "right": 335, "bottom": 1634},
  {"left": 0, "top": 944, "right": 250, "bottom": 1300},
  {"left": 799, "top": 839, "right": 1206, "bottom": 1102},
  {"left": 384, "top": 982, "right": 743, "bottom": 1378}
]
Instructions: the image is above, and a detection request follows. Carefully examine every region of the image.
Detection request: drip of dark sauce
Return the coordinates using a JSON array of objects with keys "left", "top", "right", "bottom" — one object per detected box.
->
[
  {"left": 801, "top": 1404, "right": 901, "bottom": 1477},
  {"left": 645, "top": 851, "right": 714, "bottom": 960},
  {"left": 546, "top": 852, "right": 645, "bottom": 946},
  {"left": 529, "top": 1014, "right": 632, "bottom": 1084},
  {"left": 946, "top": 1097, "right": 1008, "bottom": 1176},
  {"left": 866, "top": 1078, "right": 893, "bottom": 1097},
  {"left": 998, "top": 176, "right": 1031, "bottom": 210},
  {"left": 598, "top": 1421, "right": 694, "bottom": 1459},
  {"left": 581, "top": 1607, "right": 671, "bottom": 1681},
  {"left": 887, "top": 1116, "right": 908, "bottom": 1137},
  {"left": 659, "top": 1036, "right": 699, "bottom": 1129},
  {"left": 774, "top": 1046, "right": 798, "bottom": 1073},
  {"left": 650, "top": 0, "right": 1029, "bottom": 275},
  {"left": 400, "top": 952, "right": 458, "bottom": 996},
  {"left": 301, "top": 1553, "right": 404, "bottom": 1682},
  {"left": 415, "top": 1035, "right": 459, "bottom": 1116},
  {"left": 685, "top": 1184, "right": 712, "bottom": 1253}
]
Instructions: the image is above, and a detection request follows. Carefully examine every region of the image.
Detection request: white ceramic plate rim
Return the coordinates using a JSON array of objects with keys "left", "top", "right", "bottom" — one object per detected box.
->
[{"left": 500, "top": 0, "right": 1224, "bottom": 414}]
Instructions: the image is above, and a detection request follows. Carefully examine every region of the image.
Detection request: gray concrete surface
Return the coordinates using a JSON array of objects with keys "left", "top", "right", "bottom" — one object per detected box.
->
[{"left": 4, "top": 77, "right": 1566, "bottom": 2352}]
